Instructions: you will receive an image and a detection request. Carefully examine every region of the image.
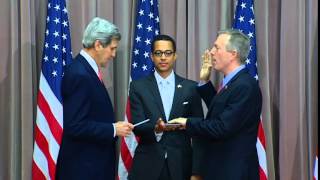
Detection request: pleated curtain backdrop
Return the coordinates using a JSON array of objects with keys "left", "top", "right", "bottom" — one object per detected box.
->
[{"left": 0, "top": 0, "right": 317, "bottom": 180}]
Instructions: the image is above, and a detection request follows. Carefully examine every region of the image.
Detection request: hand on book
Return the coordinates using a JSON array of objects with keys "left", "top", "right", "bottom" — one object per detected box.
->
[
  {"left": 168, "top": 117, "right": 187, "bottom": 129},
  {"left": 155, "top": 118, "right": 183, "bottom": 133}
]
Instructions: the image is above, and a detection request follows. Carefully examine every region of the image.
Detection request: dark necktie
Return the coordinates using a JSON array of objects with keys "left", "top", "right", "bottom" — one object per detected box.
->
[{"left": 217, "top": 82, "right": 223, "bottom": 93}]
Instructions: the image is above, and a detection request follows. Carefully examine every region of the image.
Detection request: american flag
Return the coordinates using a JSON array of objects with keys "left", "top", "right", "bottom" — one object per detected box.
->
[
  {"left": 117, "top": 0, "right": 160, "bottom": 179},
  {"left": 233, "top": 0, "right": 268, "bottom": 179},
  {"left": 32, "top": 0, "right": 72, "bottom": 179}
]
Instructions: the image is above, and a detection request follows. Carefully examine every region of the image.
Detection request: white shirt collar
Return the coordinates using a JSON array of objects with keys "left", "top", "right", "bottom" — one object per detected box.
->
[
  {"left": 80, "top": 49, "right": 99, "bottom": 77},
  {"left": 154, "top": 70, "right": 175, "bottom": 85},
  {"left": 222, "top": 65, "right": 245, "bottom": 87}
]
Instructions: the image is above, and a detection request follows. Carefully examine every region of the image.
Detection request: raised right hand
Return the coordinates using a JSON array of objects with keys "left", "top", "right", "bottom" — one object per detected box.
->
[
  {"left": 115, "top": 121, "right": 134, "bottom": 137},
  {"left": 199, "top": 49, "right": 212, "bottom": 81}
]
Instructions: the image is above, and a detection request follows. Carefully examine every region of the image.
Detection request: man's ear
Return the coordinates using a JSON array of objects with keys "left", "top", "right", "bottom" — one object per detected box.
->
[
  {"left": 94, "top": 40, "right": 102, "bottom": 50},
  {"left": 174, "top": 53, "right": 178, "bottom": 61},
  {"left": 150, "top": 53, "right": 155, "bottom": 62},
  {"left": 231, "top": 50, "right": 239, "bottom": 59}
]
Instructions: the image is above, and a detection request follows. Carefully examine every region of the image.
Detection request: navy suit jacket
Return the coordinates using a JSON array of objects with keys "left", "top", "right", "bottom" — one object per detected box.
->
[
  {"left": 128, "top": 74, "right": 204, "bottom": 180},
  {"left": 186, "top": 68, "right": 262, "bottom": 180},
  {"left": 56, "top": 54, "right": 117, "bottom": 180}
]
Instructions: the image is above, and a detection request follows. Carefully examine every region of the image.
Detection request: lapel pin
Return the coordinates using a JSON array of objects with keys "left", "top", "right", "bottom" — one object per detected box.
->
[{"left": 177, "top": 84, "right": 182, "bottom": 88}]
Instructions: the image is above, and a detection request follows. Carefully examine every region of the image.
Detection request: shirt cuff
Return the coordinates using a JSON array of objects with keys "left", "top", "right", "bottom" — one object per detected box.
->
[
  {"left": 112, "top": 123, "right": 116, "bottom": 137},
  {"left": 198, "top": 80, "right": 209, "bottom": 86},
  {"left": 155, "top": 132, "right": 163, "bottom": 142}
]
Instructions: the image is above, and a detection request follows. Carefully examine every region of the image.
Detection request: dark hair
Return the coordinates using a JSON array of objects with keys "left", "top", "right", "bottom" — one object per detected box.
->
[{"left": 151, "top": 34, "right": 176, "bottom": 53}]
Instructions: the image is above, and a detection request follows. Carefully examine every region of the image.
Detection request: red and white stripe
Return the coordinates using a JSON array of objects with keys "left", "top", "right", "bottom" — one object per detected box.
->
[
  {"left": 118, "top": 78, "right": 140, "bottom": 180},
  {"left": 314, "top": 152, "right": 318, "bottom": 180},
  {"left": 256, "top": 118, "right": 268, "bottom": 180},
  {"left": 32, "top": 73, "right": 63, "bottom": 180}
]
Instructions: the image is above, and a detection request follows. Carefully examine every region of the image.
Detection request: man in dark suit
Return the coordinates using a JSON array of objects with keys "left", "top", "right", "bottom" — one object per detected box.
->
[
  {"left": 170, "top": 29, "right": 262, "bottom": 180},
  {"left": 56, "top": 17, "right": 133, "bottom": 180},
  {"left": 128, "top": 35, "right": 204, "bottom": 180}
]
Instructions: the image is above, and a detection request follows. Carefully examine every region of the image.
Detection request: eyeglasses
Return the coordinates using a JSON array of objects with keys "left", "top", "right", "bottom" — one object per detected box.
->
[{"left": 153, "top": 50, "right": 175, "bottom": 57}]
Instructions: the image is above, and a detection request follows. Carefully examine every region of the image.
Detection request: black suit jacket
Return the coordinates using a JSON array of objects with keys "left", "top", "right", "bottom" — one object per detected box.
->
[
  {"left": 56, "top": 54, "right": 117, "bottom": 180},
  {"left": 128, "top": 73, "right": 204, "bottom": 180},
  {"left": 186, "top": 68, "right": 262, "bottom": 180}
]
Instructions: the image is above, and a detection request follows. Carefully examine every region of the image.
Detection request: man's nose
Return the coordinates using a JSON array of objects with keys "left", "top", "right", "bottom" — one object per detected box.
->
[
  {"left": 210, "top": 48, "right": 215, "bottom": 55},
  {"left": 112, "top": 51, "right": 116, "bottom": 58},
  {"left": 160, "top": 53, "right": 167, "bottom": 59},
  {"left": 161, "top": 53, "right": 167, "bottom": 57}
]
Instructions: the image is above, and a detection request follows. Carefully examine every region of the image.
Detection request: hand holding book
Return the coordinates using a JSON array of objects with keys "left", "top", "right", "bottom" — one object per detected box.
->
[{"left": 154, "top": 118, "right": 184, "bottom": 132}]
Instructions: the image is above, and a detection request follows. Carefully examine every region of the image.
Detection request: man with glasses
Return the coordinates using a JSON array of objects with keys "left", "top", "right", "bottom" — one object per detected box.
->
[{"left": 128, "top": 35, "right": 204, "bottom": 180}]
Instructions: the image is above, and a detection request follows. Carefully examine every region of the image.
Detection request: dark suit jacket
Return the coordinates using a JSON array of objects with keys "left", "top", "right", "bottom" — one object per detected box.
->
[
  {"left": 128, "top": 73, "right": 204, "bottom": 180},
  {"left": 186, "top": 68, "right": 262, "bottom": 180},
  {"left": 56, "top": 54, "right": 117, "bottom": 180}
]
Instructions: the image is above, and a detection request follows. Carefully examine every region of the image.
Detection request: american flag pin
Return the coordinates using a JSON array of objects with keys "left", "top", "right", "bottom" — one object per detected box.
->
[{"left": 177, "top": 84, "right": 182, "bottom": 88}]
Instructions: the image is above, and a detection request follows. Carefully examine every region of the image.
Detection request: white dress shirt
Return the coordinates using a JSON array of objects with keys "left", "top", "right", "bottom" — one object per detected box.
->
[
  {"left": 154, "top": 70, "right": 175, "bottom": 121},
  {"left": 154, "top": 70, "right": 175, "bottom": 144}
]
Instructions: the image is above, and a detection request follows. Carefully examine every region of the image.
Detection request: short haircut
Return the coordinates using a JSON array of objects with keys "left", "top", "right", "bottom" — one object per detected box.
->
[
  {"left": 82, "top": 17, "right": 121, "bottom": 48},
  {"left": 151, "top": 34, "right": 176, "bottom": 53},
  {"left": 218, "top": 29, "right": 250, "bottom": 64}
]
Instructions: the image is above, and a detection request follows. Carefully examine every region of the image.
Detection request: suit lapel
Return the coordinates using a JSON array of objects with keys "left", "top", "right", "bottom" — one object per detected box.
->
[
  {"left": 147, "top": 75, "right": 166, "bottom": 120},
  {"left": 78, "top": 55, "right": 109, "bottom": 98},
  {"left": 207, "top": 68, "right": 249, "bottom": 113},
  {"left": 169, "top": 74, "right": 184, "bottom": 120}
]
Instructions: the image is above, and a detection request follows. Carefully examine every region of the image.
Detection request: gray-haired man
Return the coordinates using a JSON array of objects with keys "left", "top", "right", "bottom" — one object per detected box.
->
[
  {"left": 170, "top": 29, "right": 262, "bottom": 180},
  {"left": 56, "top": 17, "right": 133, "bottom": 180}
]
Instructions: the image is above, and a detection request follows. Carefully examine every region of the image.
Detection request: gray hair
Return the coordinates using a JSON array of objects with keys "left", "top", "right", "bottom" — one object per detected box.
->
[
  {"left": 82, "top": 17, "right": 121, "bottom": 48},
  {"left": 218, "top": 29, "right": 250, "bottom": 64}
]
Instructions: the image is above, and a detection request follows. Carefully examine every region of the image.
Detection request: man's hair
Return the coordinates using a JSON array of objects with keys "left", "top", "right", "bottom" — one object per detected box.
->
[
  {"left": 82, "top": 17, "right": 121, "bottom": 48},
  {"left": 151, "top": 34, "right": 176, "bottom": 53},
  {"left": 218, "top": 29, "right": 250, "bottom": 64}
]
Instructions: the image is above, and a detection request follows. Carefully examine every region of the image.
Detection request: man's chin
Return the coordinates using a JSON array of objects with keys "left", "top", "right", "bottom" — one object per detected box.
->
[
  {"left": 100, "top": 62, "right": 109, "bottom": 68},
  {"left": 157, "top": 68, "right": 171, "bottom": 73},
  {"left": 213, "top": 65, "right": 219, "bottom": 71}
]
